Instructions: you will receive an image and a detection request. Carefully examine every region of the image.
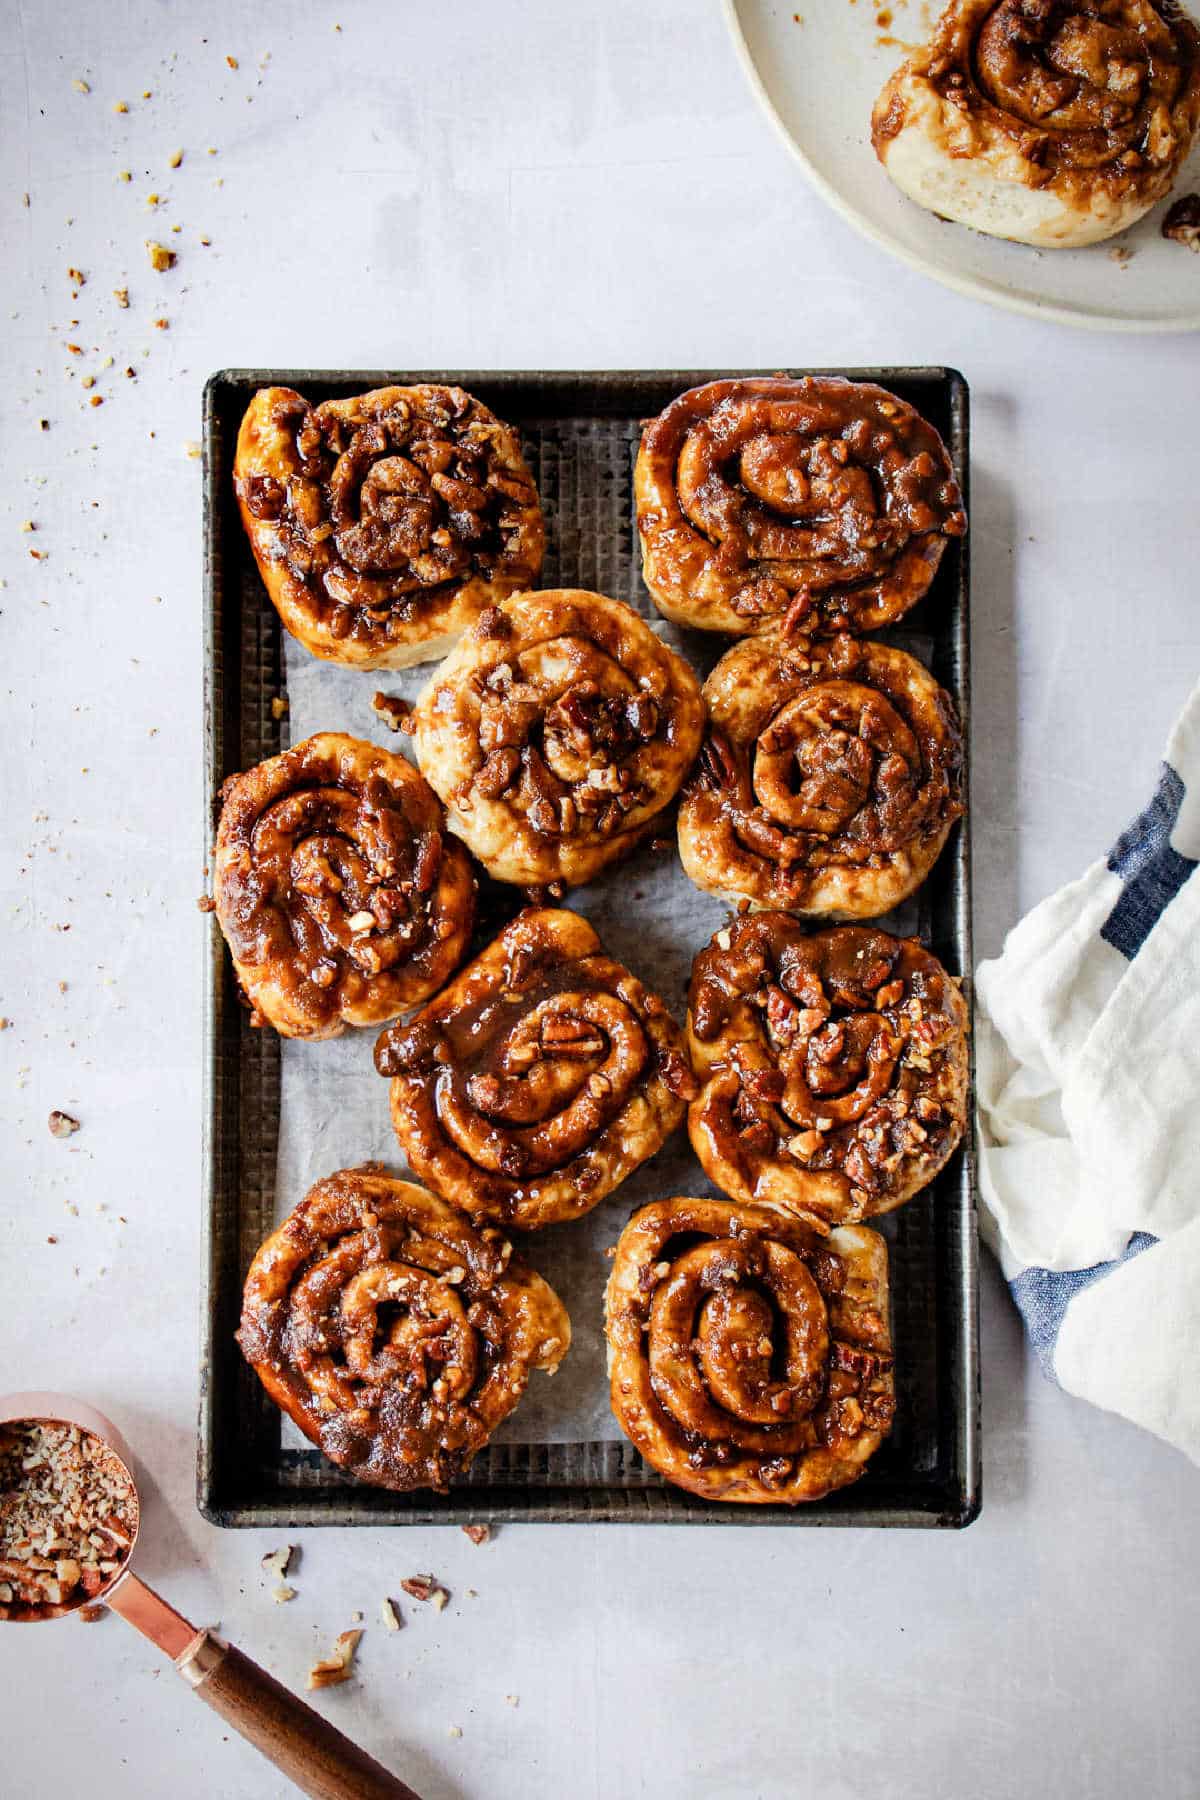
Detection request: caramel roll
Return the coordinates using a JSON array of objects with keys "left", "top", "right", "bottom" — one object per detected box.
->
[
  {"left": 606, "top": 1197, "right": 894, "bottom": 1505},
  {"left": 213, "top": 732, "right": 475, "bottom": 1039},
  {"left": 237, "top": 1167, "right": 570, "bottom": 1493},
  {"left": 375, "top": 909, "right": 697, "bottom": 1230},
  {"left": 411, "top": 589, "right": 705, "bottom": 888},
  {"left": 234, "top": 385, "right": 545, "bottom": 668},
  {"left": 687, "top": 917, "right": 968, "bottom": 1225},
  {"left": 635, "top": 377, "right": 965, "bottom": 639},
  {"left": 678, "top": 634, "right": 963, "bottom": 918},
  {"left": 872, "top": 1, "right": 1200, "bottom": 249}
]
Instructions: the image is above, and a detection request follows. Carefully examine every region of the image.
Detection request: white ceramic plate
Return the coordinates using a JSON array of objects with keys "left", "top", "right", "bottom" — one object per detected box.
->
[{"left": 726, "top": 0, "right": 1200, "bottom": 332}]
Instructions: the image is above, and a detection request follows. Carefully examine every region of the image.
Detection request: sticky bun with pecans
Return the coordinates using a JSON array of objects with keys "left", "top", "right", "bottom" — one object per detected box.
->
[
  {"left": 213, "top": 732, "right": 475, "bottom": 1039},
  {"left": 375, "top": 908, "right": 697, "bottom": 1230},
  {"left": 411, "top": 588, "right": 705, "bottom": 888},
  {"left": 634, "top": 377, "right": 965, "bottom": 639},
  {"left": 872, "top": 0, "right": 1200, "bottom": 249},
  {"left": 237, "top": 1167, "right": 570, "bottom": 1492},
  {"left": 234, "top": 384, "right": 545, "bottom": 668},
  {"left": 687, "top": 916, "right": 969, "bottom": 1225},
  {"left": 678, "top": 633, "right": 963, "bottom": 918},
  {"left": 606, "top": 1196, "right": 894, "bottom": 1504}
]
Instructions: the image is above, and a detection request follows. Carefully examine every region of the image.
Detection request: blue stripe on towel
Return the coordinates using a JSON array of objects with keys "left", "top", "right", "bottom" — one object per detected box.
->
[
  {"left": 1009, "top": 1233, "right": 1158, "bottom": 1380},
  {"left": 1100, "top": 763, "right": 1196, "bottom": 960}
]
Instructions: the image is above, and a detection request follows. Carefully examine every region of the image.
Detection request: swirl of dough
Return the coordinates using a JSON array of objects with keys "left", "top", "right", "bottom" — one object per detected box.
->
[
  {"left": 634, "top": 377, "right": 966, "bottom": 639},
  {"left": 213, "top": 732, "right": 475, "bottom": 1039},
  {"left": 605, "top": 1196, "right": 895, "bottom": 1505},
  {"left": 411, "top": 589, "right": 705, "bottom": 888},
  {"left": 237, "top": 1167, "right": 571, "bottom": 1492},
  {"left": 374, "top": 908, "right": 697, "bottom": 1229},
  {"left": 872, "top": 1, "right": 1200, "bottom": 248},
  {"left": 678, "top": 633, "right": 963, "bottom": 917},
  {"left": 234, "top": 384, "right": 545, "bottom": 668},
  {"left": 687, "top": 916, "right": 969, "bottom": 1225}
]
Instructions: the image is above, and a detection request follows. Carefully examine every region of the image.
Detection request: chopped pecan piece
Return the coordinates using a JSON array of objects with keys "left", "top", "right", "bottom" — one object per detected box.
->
[{"left": 1163, "top": 193, "right": 1200, "bottom": 251}]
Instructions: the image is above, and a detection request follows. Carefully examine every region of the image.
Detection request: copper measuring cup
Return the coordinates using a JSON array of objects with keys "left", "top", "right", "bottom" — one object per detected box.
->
[{"left": 0, "top": 1393, "right": 421, "bottom": 1800}]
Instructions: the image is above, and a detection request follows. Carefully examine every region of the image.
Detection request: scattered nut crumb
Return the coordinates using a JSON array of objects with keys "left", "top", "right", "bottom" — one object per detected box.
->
[
  {"left": 505, "top": 1694, "right": 519, "bottom": 1707},
  {"left": 226, "top": 54, "right": 239, "bottom": 68},
  {"left": 1163, "top": 193, "right": 1200, "bottom": 251},
  {"left": 168, "top": 149, "right": 183, "bottom": 168},
  {"left": 1108, "top": 246, "right": 1133, "bottom": 268},
  {"left": 146, "top": 241, "right": 176, "bottom": 271},
  {"left": 462, "top": 1523, "right": 491, "bottom": 1546},
  {"left": 20, "top": 520, "right": 35, "bottom": 533},
  {"left": 48, "top": 1110, "right": 80, "bottom": 1139},
  {"left": 117, "top": 170, "right": 131, "bottom": 182},
  {"left": 307, "top": 1629, "right": 361, "bottom": 1691},
  {"left": 447, "top": 1725, "right": 462, "bottom": 1740},
  {"left": 67, "top": 267, "right": 85, "bottom": 286},
  {"left": 89, "top": 395, "right": 104, "bottom": 407},
  {"left": 380, "top": 1597, "right": 402, "bottom": 1631},
  {"left": 154, "top": 317, "right": 169, "bottom": 329},
  {"left": 113, "top": 287, "right": 129, "bottom": 308},
  {"left": 400, "top": 1574, "right": 449, "bottom": 1607},
  {"left": 72, "top": 79, "right": 90, "bottom": 94},
  {"left": 372, "top": 691, "right": 413, "bottom": 732},
  {"left": 270, "top": 695, "right": 289, "bottom": 719},
  {"left": 196, "top": 894, "right": 216, "bottom": 914},
  {"left": 272, "top": 1584, "right": 296, "bottom": 1604},
  {"left": 78, "top": 1604, "right": 105, "bottom": 1623},
  {"left": 113, "top": 100, "right": 129, "bottom": 113},
  {"left": 260, "top": 1545, "right": 296, "bottom": 1583},
  {"left": 0, "top": 1018, "right": 9, "bottom": 1031}
]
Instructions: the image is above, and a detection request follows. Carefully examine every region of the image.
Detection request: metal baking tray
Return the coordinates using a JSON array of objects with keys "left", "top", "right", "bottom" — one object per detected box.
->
[{"left": 201, "top": 368, "right": 978, "bottom": 1528}]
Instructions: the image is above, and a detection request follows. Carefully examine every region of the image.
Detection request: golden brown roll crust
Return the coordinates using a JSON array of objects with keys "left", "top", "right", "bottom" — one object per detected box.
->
[
  {"left": 375, "top": 908, "right": 697, "bottom": 1230},
  {"left": 872, "top": 1, "right": 1200, "bottom": 249},
  {"left": 234, "top": 385, "right": 545, "bottom": 668},
  {"left": 634, "top": 377, "right": 966, "bottom": 639},
  {"left": 237, "top": 1166, "right": 570, "bottom": 1493},
  {"left": 214, "top": 732, "right": 475, "bottom": 1039},
  {"left": 678, "top": 633, "right": 964, "bottom": 918},
  {"left": 411, "top": 589, "right": 705, "bottom": 888},
  {"left": 687, "top": 917, "right": 969, "bottom": 1226},
  {"left": 606, "top": 1196, "right": 894, "bottom": 1505}
]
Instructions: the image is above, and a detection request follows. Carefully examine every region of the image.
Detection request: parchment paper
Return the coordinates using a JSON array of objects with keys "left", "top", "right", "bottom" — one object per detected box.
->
[{"left": 274, "top": 618, "right": 730, "bottom": 1444}]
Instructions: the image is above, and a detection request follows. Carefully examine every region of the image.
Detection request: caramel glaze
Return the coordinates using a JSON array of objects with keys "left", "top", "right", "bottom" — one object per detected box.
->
[
  {"left": 411, "top": 589, "right": 706, "bottom": 889},
  {"left": 687, "top": 917, "right": 969, "bottom": 1226},
  {"left": 634, "top": 377, "right": 966, "bottom": 639},
  {"left": 679, "top": 633, "right": 963, "bottom": 917},
  {"left": 214, "top": 733, "right": 475, "bottom": 1039},
  {"left": 873, "top": 0, "right": 1200, "bottom": 194},
  {"left": 606, "top": 1196, "right": 895, "bottom": 1504},
  {"left": 234, "top": 385, "right": 545, "bottom": 665},
  {"left": 375, "top": 908, "right": 697, "bottom": 1230},
  {"left": 237, "top": 1167, "right": 570, "bottom": 1492}
]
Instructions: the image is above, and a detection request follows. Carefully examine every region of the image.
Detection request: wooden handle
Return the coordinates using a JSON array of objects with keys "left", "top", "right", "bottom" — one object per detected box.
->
[{"left": 177, "top": 1631, "right": 421, "bottom": 1800}]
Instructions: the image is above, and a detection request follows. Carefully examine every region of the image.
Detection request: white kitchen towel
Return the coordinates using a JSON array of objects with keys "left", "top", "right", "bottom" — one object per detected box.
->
[{"left": 975, "top": 682, "right": 1200, "bottom": 1463}]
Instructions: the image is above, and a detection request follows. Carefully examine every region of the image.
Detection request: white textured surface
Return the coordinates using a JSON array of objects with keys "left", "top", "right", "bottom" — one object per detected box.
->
[{"left": 1, "top": 3, "right": 1199, "bottom": 1797}]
